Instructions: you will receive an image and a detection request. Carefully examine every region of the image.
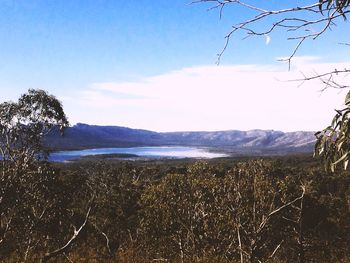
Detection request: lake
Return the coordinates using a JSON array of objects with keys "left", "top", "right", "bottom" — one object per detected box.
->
[{"left": 49, "top": 146, "right": 228, "bottom": 162}]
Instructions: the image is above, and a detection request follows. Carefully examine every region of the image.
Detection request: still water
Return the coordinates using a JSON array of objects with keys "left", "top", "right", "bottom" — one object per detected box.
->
[{"left": 49, "top": 146, "right": 228, "bottom": 162}]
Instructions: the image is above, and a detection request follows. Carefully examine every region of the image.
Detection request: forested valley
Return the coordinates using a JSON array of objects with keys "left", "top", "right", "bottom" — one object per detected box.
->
[{"left": 1, "top": 155, "right": 350, "bottom": 262}]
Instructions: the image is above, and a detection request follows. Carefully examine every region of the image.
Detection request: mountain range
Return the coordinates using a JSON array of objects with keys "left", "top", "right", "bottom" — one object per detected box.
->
[{"left": 45, "top": 123, "right": 316, "bottom": 155}]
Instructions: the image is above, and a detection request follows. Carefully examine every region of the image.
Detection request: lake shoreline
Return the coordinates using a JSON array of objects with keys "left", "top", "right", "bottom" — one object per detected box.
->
[{"left": 49, "top": 146, "right": 229, "bottom": 162}]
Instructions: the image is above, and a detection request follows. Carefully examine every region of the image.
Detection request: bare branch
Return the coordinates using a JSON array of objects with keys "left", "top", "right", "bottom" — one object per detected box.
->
[
  {"left": 63, "top": 253, "right": 74, "bottom": 263},
  {"left": 290, "top": 68, "right": 350, "bottom": 91},
  {"left": 257, "top": 186, "right": 306, "bottom": 235},
  {"left": 237, "top": 224, "right": 244, "bottom": 263},
  {"left": 268, "top": 240, "right": 284, "bottom": 260},
  {"left": 236, "top": 221, "right": 250, "bottom": 260},
  {"left": 194, "top": 1, "right": 350, "bottom": 63},
  {"left": 41, "top": 197, "right": 94, "bottom": 263},
  {"left": 92, "top": 222, "right": 112, "bottom": 255},
  {"left": 278, "top": 37, "right": 306, "bottom": 70}
]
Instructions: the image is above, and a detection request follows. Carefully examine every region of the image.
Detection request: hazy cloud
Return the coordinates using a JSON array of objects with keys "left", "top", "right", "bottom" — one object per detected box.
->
[{"left": 66, "top": 57, "right": 350, "bottom": 132}]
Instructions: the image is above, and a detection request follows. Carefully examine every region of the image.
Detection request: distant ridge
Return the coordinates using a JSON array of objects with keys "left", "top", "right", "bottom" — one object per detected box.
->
[{"left": 45, "top": 123, "right": 316, "bottom": 154}]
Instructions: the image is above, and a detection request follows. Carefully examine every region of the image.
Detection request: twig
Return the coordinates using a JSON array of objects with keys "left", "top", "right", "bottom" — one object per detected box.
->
[{"left": 41, "top": 196, "right": 95, "bottom": 263}]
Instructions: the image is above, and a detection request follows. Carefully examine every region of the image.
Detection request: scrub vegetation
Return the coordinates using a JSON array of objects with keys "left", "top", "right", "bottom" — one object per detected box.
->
[{"left": 1, "top": 153, "right": 350, "bottom": 262}]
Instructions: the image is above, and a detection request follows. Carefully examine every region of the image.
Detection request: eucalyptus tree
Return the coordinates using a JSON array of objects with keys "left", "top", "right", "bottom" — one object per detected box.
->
[
  {"left": 0, "top": 89, "right": 72, "bottom": 261},
  {"left": 0, "top": 89, "right": 68, "bottom": 170}
]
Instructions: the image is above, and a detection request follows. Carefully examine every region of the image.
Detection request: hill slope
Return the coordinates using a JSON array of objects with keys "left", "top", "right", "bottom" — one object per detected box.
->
[{"left": 45, "top": 123, "right": 316, "bottom": 154}]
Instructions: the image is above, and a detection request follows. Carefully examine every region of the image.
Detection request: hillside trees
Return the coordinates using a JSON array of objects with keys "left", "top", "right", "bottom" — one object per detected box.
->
[
  {"left": 195, "top": 0, "right": 350, "bottom": 171},
  {"left": 41, "top": 159, "right": 349, "bottom": 262},
  {"left": 227, "top": 161, "right": 307, "bottom": 263},
  {"left": 140, "top": 160, "right": 313, "bottom": 263},
  {"left": 0, "top": 89, "right": 78, "bottom": 261}
]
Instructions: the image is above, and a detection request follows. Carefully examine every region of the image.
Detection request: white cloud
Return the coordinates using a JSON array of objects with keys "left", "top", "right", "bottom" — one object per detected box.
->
[{"left": 65, "top": 57, "right": 350, "bottom": 132}]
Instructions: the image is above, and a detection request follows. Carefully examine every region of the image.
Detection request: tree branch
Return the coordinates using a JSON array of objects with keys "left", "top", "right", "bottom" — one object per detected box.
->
[
  {"left": 41, "top": 197, "right": 94, "bottom": 263},
  {"left": 194, "top": 1, "right": 350, "bottom": 64},
  {"left": 257, "top": 186, "right": 305, "bottom": 235}
]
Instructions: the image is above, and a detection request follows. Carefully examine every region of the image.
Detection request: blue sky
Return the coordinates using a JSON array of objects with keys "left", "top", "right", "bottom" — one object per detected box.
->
[{"left": 1, "top": 1, "right": 350, "bottom": 131}]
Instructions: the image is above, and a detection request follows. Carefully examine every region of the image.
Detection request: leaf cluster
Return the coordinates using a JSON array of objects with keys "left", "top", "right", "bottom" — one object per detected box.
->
[
  {"left": 315, "top": 91, "right": 350, "bottom": 172},
  {"left": 319, "top": 0, "right": 350, "bottom": 16}
]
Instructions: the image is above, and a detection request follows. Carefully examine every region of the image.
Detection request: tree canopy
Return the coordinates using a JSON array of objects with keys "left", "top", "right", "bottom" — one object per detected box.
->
[{"left": 0, "top": 89, "right": 68, "bottom": 167}]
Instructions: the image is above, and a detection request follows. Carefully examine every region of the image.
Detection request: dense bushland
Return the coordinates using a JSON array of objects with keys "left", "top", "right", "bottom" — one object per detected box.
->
[{"left": 1, "top": 156, "right": 349, "bottom": 262}]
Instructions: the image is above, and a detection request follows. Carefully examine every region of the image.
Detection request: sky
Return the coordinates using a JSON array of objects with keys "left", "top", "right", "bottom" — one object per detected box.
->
[{"left": 1, "top": 0, "right": 350, "bottom": 132}]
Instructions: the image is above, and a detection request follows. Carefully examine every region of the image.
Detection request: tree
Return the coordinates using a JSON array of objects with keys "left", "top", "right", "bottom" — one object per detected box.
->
[
  {"left": 194, "top": 0, "right": 350, "bottom": 171},
  {"left": 0, "top": 89, "right": 73, "bottom": 261},
  {"left": 0, "top": 89, "right": 69, "bottom": 169}
]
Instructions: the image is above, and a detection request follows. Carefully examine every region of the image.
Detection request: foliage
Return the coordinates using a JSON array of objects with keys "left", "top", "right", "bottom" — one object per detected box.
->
[
  {"left": 315, "top": 91, "right": 350, "bottom": 172},
  {"left": 137, "top": 159, "right": 350, "bottom": 263},
  {"left": 319, "top": 0, "right": 350, "bottom": 14},
  {"left": 1, "top": 154, "right": 350, "bottom": 262},
  {"left": 141, "top": 161, "right": 235, "bottom": 261},
  {"left": 0, "top": 89, "right": 68, "bottom": 167}
]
